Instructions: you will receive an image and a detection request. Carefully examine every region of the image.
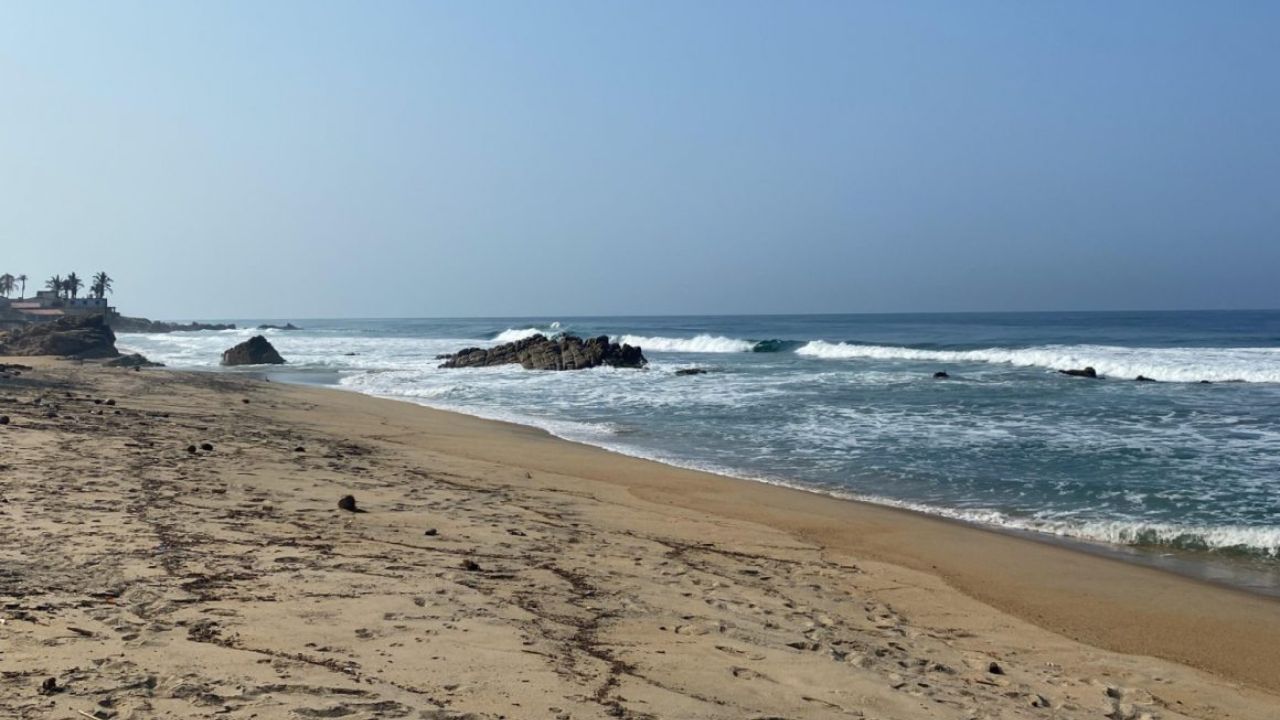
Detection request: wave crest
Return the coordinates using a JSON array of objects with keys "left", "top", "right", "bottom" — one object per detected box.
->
[
  {"left": 795, "top": 341, "right": 1280, "bottom": 383},
  {"left": 618, "top": 334, "right": 756, "bottom": 353},
  {"left": 491, "top": 322, "right": 562, "bottom": 343}
]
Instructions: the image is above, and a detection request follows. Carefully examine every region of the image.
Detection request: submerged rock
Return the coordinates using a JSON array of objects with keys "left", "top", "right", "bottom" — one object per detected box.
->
[
  {"left": 439, "top": 333, "right": 646, "bottom": 371},
  {"left": 1135, "top": 375, "right": 1157, "bottom": 382},
  {"left": 1058, "top": 366, "right": 1098, "bottom": 379},
  {"left": 105, "top": 353, "right": 164, "bottom": 368},
  {"left": 221, "top": 335, "right": 285, "bottom": 366},
  {"left": 675, "top": 368, "right": 708, "bottom": 376},
  {"left": 257, "top": 322, "right": 301, "bottom": 331},
  {"left": 932, "top": 371, "right": 950, "bottom": 379},
  {"left": 0, "top": 314, "right": 119, "bottom": 359}
]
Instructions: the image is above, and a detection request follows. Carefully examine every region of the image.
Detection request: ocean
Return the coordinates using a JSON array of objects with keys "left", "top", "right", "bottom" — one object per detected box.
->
[{"left": 117, "top": 311, "right": 1280, "bottom": 591}]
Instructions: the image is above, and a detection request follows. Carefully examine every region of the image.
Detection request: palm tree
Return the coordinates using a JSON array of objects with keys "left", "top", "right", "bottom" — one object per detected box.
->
[
  {"left": 16, "top": 274, "right": 27, "bottom": 299},
  {"left": 46, "top": 275, "right": 62, "bottom": 296},
  {"left": 90, "top": 271, "right": 113, "bottom": 299},
  {"left": 64, "top": 272, "right": 83, "bottom": 299},
  {"left": 0, "top": 274, "right": 13, "bottom": 298}
]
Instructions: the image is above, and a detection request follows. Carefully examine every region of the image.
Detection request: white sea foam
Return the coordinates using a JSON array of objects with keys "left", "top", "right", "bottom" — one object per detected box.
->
[
  {"left": 829, "top": 493, "right": 1280, "bottom": 557},
  {"left": 492, "top": 322, "right": 562, "bottom": 343},
  {"left": 795, "top": 341, "right": 1280, "bottom": 383},
  {"left": 618, "top": 334, "right": 756, "bottom": 353}
]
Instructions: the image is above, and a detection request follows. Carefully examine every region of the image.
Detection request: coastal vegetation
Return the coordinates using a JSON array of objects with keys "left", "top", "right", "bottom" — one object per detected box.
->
[{"left": 1, "top": 271, "right": 111, "bottom": 301}]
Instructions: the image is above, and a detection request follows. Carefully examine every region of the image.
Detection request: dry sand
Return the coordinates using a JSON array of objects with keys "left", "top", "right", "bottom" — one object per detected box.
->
[{"left": 1, "top": 359, "right": 1277, "bottom": 719}]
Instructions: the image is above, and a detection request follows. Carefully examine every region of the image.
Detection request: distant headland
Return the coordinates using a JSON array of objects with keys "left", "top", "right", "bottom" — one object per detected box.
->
[{"left": 0, "top": 270, "right": 233, "bottom": 333}]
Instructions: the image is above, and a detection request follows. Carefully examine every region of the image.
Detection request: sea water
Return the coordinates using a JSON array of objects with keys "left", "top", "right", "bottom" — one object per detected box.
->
[{"left": 118, "top": 311, "right": 1280, "bottom": 590}]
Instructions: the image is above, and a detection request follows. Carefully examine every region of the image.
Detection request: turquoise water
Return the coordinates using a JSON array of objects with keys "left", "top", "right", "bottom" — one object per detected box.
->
[{"left": 118, "top": 311, "right": 1280, "bottom": 585}]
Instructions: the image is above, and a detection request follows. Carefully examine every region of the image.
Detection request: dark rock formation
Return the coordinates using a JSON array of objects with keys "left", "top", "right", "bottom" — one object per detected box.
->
[
  {"left": 105, "top": 353, "right": 164, "bottom": 368},
  {"left": 1135, "top": 375, "right": 1157, "bottom": 382},
  {"left": 933, "top": 371, "right": 950, "bottom": 379},
  {"left": 221, "top": 336, "right": 285, "bottom": 366},
  {"left": 110, "top": 316, "right": 236, "bottom": 333},
  {"left": 0, "top": 314, "right": 119, "bottom": 358},
  {"left": 257, "top": 322, "right": 301, "bottom": 331},
  {"left": 439, "top": 334, "right": 646, "bottom": 371},
  {"left": 1059, "top": 366, "right": 1098, "bottom": 379},
  {"left": 0, "top": 363, "right": 31, "bottom": 380},
  {"left": 338, "top": 495, "right": 362, "bottom": 513},
  {"left": 675, "top": 368, "right": 708, "bottom": 376}
]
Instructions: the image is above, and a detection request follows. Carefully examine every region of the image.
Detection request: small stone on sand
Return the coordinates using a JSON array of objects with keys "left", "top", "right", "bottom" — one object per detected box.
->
[
  {"left": 200, "top": 443, "right": 214, "bottom": 451},
  {"left": 337, "top": 495, "right": 359, "bottom": 512}
]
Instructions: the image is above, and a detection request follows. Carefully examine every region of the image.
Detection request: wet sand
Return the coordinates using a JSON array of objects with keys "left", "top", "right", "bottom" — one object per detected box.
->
[{"left": 1, "top": 358, "right": 1277, "bottom": 719}]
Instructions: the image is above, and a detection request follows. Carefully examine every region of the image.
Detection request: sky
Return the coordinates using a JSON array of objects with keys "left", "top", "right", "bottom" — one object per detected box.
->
[{"left": 1, "top": 2, "right": 1278, "bottom": 320}]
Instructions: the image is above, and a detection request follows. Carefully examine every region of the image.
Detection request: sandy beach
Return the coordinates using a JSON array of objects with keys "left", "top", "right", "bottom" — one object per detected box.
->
[{"left": 2, "top": 358, "right": 1278, "bottom": 720}]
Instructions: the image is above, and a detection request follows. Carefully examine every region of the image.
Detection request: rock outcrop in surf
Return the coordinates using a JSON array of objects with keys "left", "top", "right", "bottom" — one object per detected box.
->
[
  {"left": 1059, "top": 366, "right": 1098, "bottom": 378},
  {"left": 221, "top": 335, "right": 286, "bottom": 366},
  {"left": 439, "top": 334, "right": 646, "bottom": 371},
  {"left": 110, "top": 316, "right": 236, "bottom": 333}
]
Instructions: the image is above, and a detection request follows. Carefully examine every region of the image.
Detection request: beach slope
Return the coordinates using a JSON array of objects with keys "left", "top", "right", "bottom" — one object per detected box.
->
[{"left": 1, "top": 360, "right": 1276, "bottom": 719}]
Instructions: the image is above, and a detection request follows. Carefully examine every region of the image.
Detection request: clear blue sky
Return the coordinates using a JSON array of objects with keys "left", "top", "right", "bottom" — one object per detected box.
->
[{"left": 2, "top": 2, "right": 1277, "bottom": 319}]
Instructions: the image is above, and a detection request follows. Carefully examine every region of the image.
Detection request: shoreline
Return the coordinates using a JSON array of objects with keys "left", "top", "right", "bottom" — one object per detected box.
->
[
  {"left": 275, "top": 369, "right": 1280, "bottom": 600},
  {"left": 5, "top": 358, "right": 1279, "bottom": 718},
  {"left": 264, "top": 372, "right": 1280, "bottom": 692}
]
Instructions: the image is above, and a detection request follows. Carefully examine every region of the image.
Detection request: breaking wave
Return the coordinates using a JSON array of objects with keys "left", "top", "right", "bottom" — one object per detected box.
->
[
  {"left": 618, "top": 334, "right": 757, "bottom": 353},
  {"left": 491, "top": 322, "right": 563, "bottom": 343},
  {"left": 795, "top": 341, "right": 1280, "bottom": 383},
  {"left": 617, "top": 335, "right": 805, "bottom": 354}
]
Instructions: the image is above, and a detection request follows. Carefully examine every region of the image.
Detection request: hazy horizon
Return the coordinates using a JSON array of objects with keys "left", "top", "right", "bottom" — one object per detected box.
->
[
  {"left": 151, "top": 307, "right": 1280, "bottom": 325},
  {"left": 3, "top": 2, "right": 1278, "bottom": 319}
]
